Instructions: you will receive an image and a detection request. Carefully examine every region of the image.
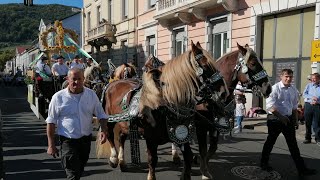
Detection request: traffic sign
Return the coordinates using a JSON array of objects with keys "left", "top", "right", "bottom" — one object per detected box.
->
[{"left": 311, "top": 40, "right": 320, "bottom": 62}]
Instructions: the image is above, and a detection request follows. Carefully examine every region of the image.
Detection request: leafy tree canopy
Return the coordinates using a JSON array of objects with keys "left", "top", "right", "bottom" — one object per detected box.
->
[{"left": 0, "top": 3, "right": 78, "bottom": 71}]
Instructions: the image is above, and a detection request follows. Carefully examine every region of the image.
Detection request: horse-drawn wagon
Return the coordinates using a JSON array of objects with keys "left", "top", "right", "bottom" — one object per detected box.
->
[{"left": 27, "top": 20, "right": 96, "bottom": 120}]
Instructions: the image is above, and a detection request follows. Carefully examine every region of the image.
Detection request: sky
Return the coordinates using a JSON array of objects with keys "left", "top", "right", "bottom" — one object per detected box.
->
[{"left": 0, "top": 0, "right": 83, "bottom": 8}]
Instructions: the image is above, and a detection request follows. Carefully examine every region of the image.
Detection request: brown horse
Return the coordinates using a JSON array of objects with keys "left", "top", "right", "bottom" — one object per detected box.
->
[
  {"left": 184, "top": 43, "right": 272, "bottom": 179},
  {"left": 97, "top": 41, "right": 229, "bottom": 180},
  {"left": 108, "top": 62, "right": 137, "bottom": 83}
]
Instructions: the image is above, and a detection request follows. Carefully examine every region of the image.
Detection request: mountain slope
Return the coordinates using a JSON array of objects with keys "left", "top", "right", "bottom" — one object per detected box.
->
[{"left": 0, "top": 3, "right": 78, "bottom": 48}]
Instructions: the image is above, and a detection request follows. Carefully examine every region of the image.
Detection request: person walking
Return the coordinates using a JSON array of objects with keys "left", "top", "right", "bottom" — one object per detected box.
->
[
  {"left": 46, "top": 68, "right": 108, "bottom": 180},
  {"left": 302, "top": 73, "right": 320, "bottom": 145},
  {"left": 260, "top": 69, "right": 317, "bottom": 177}
]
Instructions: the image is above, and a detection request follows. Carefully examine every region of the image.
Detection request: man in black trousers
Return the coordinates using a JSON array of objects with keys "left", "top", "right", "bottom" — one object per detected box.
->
[
  {"left": 302, "top": 73, "right": 320, "bottom": 145},
  {"left": 260, "top": 69, "right": 316, "bottom": 177}
]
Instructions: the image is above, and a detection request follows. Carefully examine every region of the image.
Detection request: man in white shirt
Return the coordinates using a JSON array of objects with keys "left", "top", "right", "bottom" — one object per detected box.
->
[
  {"left": 52, "top": 55, "right": 69, "bottom": 77},
  {"left": 260, "top": 69, "right": 316, "bottom": 177},
  {"left": 70, "top": 55, "right": 85, "bottom": 70},
  {"left": 52, "top": 55, "right": 69, "bottom": 90},
  {"left": 36, "top": 56, "right": 52, "bottom": 77},
  {"left": 46, "top": 68, "right": 108, "bottom": 180}
]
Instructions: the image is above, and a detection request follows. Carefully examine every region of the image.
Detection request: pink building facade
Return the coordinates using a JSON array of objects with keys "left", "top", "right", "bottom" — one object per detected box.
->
[{"left": 136, "top": 0, "right": 319, "bottom": 106}]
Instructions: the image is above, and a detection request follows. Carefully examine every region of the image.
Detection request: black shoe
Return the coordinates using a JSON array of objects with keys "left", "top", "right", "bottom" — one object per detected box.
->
[
  {"left": 260, "top": 164, "right": 273, "bottom": 172},
  {"left": 303, "top": 139, "right": 311, "bottom": 144},
  {"left": 298, "top": 168, "right": 317, "bottom": 176}
]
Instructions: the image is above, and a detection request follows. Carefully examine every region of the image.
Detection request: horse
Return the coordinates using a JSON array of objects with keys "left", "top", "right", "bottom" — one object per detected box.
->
[
  {"left": 96, "top": 41, "right": 229, "bottom": 180},
  {"left": 108, "top": 62, "right": 137, "bottom": 83},
  {"left": 171, "top": 43, "right": 272, "bottom": 179}
]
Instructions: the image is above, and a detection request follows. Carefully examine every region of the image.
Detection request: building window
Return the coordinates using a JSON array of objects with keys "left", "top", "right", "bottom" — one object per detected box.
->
[
  {"left": 213, "top": 32, "right": 228, "bottom": 60},
  {"left": 149, "top": 0, "right": 156, "bottom": 8},
  {"left": 210, "top": 17, "right": 229, "bottom": 59},
  {"left": 108, "top": 0, "right": 112, "bottom": 23},
  {"left": 122, "top": 0, "right": 128, "bottom": 19},
  {"left": 174, "top": 29, "right": 186, "bottom": 57},
  {"left": 97, "top": 5, "right": 101, "bottom": 24},
  {"left": 121, "top": 40, "right": 128, "bottom": 62},
  {"left": 147, "top": 35, "right": 156, "bottom": 56},
  {"left": 87, "top": 11, "right": 91, "bottom": 30}
]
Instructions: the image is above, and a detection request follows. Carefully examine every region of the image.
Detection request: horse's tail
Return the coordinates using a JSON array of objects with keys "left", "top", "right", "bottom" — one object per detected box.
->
[
  {"left": 95, "top": 124, "right": 121, "bottom": 159},
  {"left": 96, "top": 131, "right": 111, "bottom": 159}
]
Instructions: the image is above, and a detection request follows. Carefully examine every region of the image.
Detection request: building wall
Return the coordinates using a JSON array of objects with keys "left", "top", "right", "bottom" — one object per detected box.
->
[
  {"left": 232, "top": 0, "right": 317, "bottom": 106},
  {"left": 136, "top": 0, "right": 157, "bottom": 72},
  {"left": 83, "top": 0, "right": 137, "bottom": 66}
]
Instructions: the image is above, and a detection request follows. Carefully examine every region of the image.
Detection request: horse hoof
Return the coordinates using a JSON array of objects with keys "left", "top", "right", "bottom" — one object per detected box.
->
[
  {"left": 119, "top": 161, "right": 128, "bottom": 172},
  {"left": 172, "top": 155, "right": 181, "bottom": 165},
  {"left": 109, "top": 157, "right": 118, "bottom": 168}
]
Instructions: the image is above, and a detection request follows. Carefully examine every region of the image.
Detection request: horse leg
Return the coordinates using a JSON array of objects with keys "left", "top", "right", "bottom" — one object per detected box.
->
[
  {"left": 196, "top": 127, "right": 212, "bottom": 180},
  {"left": 171, "top": 143, "right": 181, "bottom": 164},
  {"left": 207, "top": 128, "right": 219, "bottom": 161},
  {"left": 146, "top": 139, "right": 158, "bottom": 180},
  {"left": 107, "top": 123, "right": 119, "bottom": 168},
  {"left": 179, "top": 143, "right": 193, "bottom": 180},
  {"left": 118, "top": 132, "right": 128, "bottom": 172}
]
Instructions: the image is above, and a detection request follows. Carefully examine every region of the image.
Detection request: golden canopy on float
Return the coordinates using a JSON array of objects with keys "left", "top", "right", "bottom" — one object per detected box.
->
[{"left": 40, "top": 20, "right": 79, "bottom": 54}]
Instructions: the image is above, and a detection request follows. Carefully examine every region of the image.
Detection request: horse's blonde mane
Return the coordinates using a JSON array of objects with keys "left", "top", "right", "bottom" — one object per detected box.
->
[
  {"left": 160, "top": 51, "right": 201, "bottom": 106},
  {"left": 84, "top": 64, "right": 99, "bottom": 80},
  {"left": 139, "top": 71, "right": 163, "bottom": 111}
]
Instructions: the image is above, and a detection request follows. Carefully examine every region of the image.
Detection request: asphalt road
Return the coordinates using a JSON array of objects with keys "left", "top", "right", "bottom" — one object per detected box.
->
[{"left": 1, "top": 85, "right": 320, "bottom": 180}]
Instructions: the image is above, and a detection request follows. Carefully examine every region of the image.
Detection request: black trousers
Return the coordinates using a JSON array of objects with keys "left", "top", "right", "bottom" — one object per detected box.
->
[
  {"left": 304, "top": 102, "right": 320, "bottom": 141},
  {"left": 60, "top": 135, "right": 92, "bottom": 180},
  {"left": 261, "top": 115, "right": 306, "bottom": 172}
]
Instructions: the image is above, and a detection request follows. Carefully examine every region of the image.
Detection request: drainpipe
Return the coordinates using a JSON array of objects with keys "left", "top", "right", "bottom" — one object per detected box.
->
[{"left": 134, "top": 0, "right": 139, "bottom": 74}]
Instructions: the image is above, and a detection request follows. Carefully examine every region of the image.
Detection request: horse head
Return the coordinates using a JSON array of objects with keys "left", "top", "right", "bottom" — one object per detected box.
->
[
  {"left": 111, "top": 63, "right": 137, "bottom": 80},
  {"left": 236, "top": 43, "right": 272, "bottom": 97},
  {"left": 190, "top": 41, "right": 229, "bottom": 103},
  {"left": 84, "top": 63, "right": 103, "bottom": 88},
  {"left": 159, "top": 41, "right": 229, "bottom": 106},
  {"left": 143, "top": 54, "right": 165, "bottom": 72}
]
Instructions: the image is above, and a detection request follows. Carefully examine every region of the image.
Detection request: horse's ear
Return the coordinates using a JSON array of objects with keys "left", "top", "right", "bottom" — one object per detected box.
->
[
  {"left": 196, "top": 41, "right": 202, "bottom": 49},
  {"left": 99, "top": 61, "right": 102, "bottom": 66},
  {"left": 191, "top": 40, "right": 198, "bottom": 51},
  {"left": 237, "top": 42, "right": 247, "bottom": 55}
]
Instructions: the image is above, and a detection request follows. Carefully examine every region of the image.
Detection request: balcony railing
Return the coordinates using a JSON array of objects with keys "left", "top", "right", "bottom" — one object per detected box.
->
[
  {"left": 157, "top": 0, "right": 195, "bottom": 11},
  {"left": 87, "top": 22, "right": 116, "bottom": 42}
]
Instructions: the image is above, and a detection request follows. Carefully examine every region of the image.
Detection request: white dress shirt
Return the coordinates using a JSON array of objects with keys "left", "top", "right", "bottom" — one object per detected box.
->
[
  {"left": 46, "top": 87, "right": 108, "bottom": 139},
  {"left": 70, "top": 62, "right": 85, "bottom": 70},
  {"left": 52, "top": 63, "right": 69, "bottom": 76},
  {"left": 36, "top": 60, "right": 52, "bottom": 76},
  {"left": 266, "top": 81, "right": 298, "bottom": 116}
]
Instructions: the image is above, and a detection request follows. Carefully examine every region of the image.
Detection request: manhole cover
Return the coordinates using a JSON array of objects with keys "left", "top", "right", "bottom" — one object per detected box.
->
[{"left": 231, "top": 166, "right": 281, "bottom": 180}]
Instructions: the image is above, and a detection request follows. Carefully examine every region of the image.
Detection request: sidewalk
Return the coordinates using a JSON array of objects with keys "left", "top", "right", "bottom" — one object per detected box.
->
[{"left": 242, "top": 114, "right": 308, "bottom": 141}]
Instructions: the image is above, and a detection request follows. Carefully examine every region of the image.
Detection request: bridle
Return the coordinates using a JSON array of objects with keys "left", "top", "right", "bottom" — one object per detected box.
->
[
  {"left": 233, "top": 49, "right": 269, "bottom": 96},
  {"left": 192, "top": 51, "right": 225, "bottom": 103}
]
